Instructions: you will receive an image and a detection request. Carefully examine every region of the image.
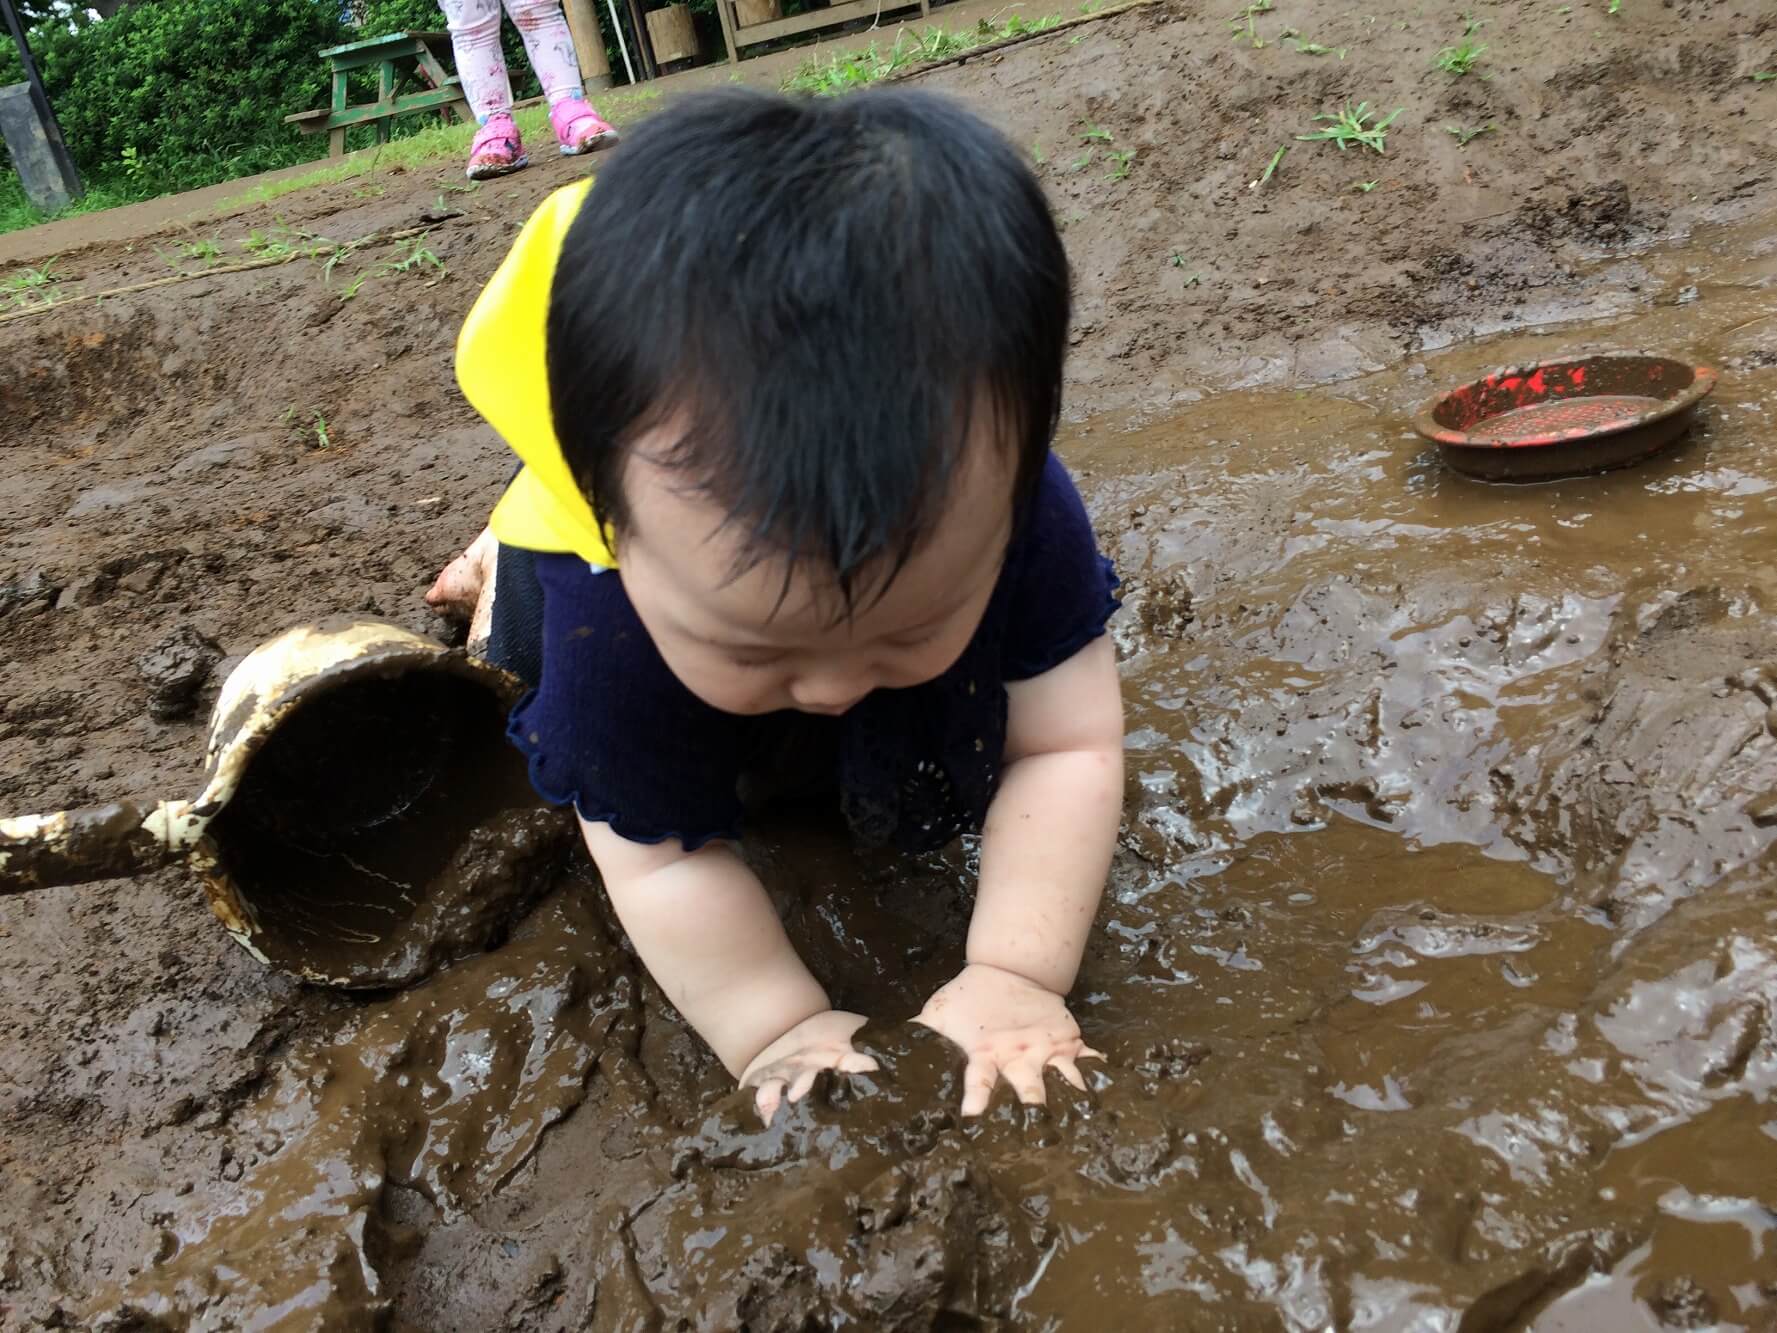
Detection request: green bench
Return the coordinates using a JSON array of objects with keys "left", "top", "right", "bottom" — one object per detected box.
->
[{"left": 285, "top": 30, "right": 473, "bottom": 158}]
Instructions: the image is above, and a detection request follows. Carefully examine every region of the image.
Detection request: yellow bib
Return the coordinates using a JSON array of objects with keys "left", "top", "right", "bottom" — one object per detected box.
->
[{"left": 455, "top": 178, "right": 617, "bottom": 568}]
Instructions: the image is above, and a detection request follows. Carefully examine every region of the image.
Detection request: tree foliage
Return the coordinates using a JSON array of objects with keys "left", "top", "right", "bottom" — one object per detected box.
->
[
  {"left": 4, "top": 0, "right": 344, "bottom": 193},
  {"left": 0, "top": 0, "right": 639, "bottom": 214}
]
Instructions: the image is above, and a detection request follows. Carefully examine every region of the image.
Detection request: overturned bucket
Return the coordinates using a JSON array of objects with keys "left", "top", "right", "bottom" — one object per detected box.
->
[{"left": 0, "top": 618, "right": 570, "bottom": 988}]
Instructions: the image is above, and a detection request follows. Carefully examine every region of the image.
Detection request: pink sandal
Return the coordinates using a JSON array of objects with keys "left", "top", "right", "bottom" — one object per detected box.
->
[
  {"left": 550, "top": 97, "right": 620, "bottom": 156},
  {"left": 466, "top": 113, "right": 528, "bottom": 181}
]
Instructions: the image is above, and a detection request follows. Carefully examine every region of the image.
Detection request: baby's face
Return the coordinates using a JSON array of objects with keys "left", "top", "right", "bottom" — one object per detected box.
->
[{"left": 615, "top": 426, "right": 1015, "bottom": 717}]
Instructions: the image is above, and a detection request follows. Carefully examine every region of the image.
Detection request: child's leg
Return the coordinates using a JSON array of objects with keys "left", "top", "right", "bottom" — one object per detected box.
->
[
  {"left": 426, "top": 528, "right": 544, "bottom": 685},
  {"left": 503, "top": 0, "right": 621, "bottom": 154},
  {"left": 438, "top": 0, "right": 516, "bottom": 122},
  {"left": 427, "top": 526, "right": 494, "bottom": 621},
  {"left": 439, "top": 0, "right": 532, "bottom": 178},
  {"left": 501, "top": 0, "right": 584, "bottom": 106}
]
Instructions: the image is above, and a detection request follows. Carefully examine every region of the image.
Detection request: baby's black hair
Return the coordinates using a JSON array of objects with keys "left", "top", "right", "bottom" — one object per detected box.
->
[{"left": 546, "top": 86, "right": 1070, "bottom": 603}]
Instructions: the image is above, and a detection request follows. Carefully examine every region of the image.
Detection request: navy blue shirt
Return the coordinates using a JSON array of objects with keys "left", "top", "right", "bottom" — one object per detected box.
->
[{"left": 507, "top": 453, "right": 1119, "bottom": 853}]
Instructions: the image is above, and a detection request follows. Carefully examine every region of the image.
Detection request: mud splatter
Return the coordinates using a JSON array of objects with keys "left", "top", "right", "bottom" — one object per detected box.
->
[{"left": 90, "top": 886, "right": 627, "bottom": 1328}]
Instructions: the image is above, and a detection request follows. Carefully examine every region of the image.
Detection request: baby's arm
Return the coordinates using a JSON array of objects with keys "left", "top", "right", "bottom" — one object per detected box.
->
[
  {"left": 581, "top": 820, "right": 878, "bottom": 1120},
  {"left": 915, "top": 633, "right": 1124, "bottom": 1113}
]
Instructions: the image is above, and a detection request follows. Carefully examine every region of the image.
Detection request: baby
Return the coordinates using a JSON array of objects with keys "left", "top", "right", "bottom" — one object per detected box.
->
[{"left": 431, "top": 87, "right": 1125, "bottom": 1121}]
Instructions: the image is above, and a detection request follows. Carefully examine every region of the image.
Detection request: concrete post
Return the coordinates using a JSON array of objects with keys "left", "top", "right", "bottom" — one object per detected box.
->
[
  {"left": 1, "top": 0, "right": 82, "bottom": 212},
  {"left": 0, "top": 82, "right": 82, "bottom": 213}
]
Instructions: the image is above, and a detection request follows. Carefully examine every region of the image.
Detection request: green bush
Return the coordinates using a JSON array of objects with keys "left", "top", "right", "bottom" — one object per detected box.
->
[
  {"left": 0, "top": 0, "right": 652, "bottom": 231},
  {"left": 355, "top": 0, "right": 451, "bottom": 34},
  {"left": 3, "top": 0, "right": 344, "bottom": 195}
]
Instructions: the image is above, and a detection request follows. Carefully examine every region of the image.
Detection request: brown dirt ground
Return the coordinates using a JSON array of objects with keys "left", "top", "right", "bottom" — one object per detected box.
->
[{"left": 3, "top": 0, "right": 1777, "bottom": 1328}]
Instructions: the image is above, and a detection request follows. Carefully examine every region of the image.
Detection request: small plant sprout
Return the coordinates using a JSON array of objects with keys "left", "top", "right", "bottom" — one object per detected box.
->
[
  {"left": 242, "top": 229, "right": 297, "bottom": 260},
  {"left": 1445, "top": 122, "right": 1496, "bottom": 146},
  {"left": 1255, "top": 144, "right": 1288, "bottom": 187},
  {"left": 1753, "top": 71, "right": 1775, "bottom": 83},
  {"left": 1297, "top": 102, "right": 1403, "bottom": 153},
  {"left": 282, "top": 406, "right": 333, "bottom": 450},
  {"left": 1280, "top": 27, "right": 1347, "bottom": 56},
  {"left": 1, "top": 259, "right": 67, "bottom": 310},
  {"left": 1078, "top": 0, "right": 1104, "bottom": 13},
  {"left": 1607, "top": 0, "right": 1621, "bottom": 12},
  {"left": 382, "top": 235, "right": 445, "bottom": 275},
  {"left": 1434, "top": 34, "right": 1487, "bottom": 74},
  {"left": 993, "top": 13, "right": 1055, "bottom": 38},
  {"left": 1104, "top": 148, "right": 1136, "bottom": 181},
  {"left": 321, "top": 240, "right": 359, "bottom": 284},
  {"left": 1167, "top": 255, "right": 1203, "bottom": 285},
  {"left": 1353, "top": 179, "right": 1380, "bottom": 192},
  {"left": 1080, "top": 121, "right": 1113, "bottom": 143},
  {"left": 1031, "top": 139, "right": 1047, "bottom": 165},
  {"left": 1070, "top": 149, "right": 1094, "bottom": 171},
  {"left": 1463, "top": 12, "right": 1485, "bottom": 35},
  {"left": 1229, "top": 0, "right": 1274, "bottom": 47}
]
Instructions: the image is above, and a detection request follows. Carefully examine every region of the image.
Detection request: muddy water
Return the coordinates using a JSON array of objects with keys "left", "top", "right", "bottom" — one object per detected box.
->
[{"left": 91, "top": 228, "right": 1777, "bottom": 1329}]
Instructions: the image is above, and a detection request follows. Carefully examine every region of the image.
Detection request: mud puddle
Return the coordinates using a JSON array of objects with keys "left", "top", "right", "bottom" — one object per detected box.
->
[{"left": 55, "top": 242, "right": 1777, "bottom": 1329}]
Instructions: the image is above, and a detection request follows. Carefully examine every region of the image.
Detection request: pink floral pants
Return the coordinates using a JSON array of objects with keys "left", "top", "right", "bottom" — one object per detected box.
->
[{"left": 436, "top": 0, "right": 586, "bottom": 123}]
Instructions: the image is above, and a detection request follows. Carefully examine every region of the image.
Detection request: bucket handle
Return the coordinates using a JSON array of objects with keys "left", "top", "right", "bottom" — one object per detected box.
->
[{"left": 0, "top": 800, "right": 199, "bottom": 896}]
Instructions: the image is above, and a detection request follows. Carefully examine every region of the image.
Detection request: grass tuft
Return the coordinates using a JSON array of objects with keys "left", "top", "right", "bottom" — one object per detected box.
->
[
  {"left": 781, "top": 15, "right": 1062, "bottom": 95},
  {"left": 0, "top": 257, "right": 67, "bottom": 310},
  {"left": 1296, "top": 102, "right": 1403, "bottom": 154},
  {"left": 1228, "top": 0, "right": 1274, "bottom": 48},
  {"left": 1434, "top": 38, "right": 1486, "bottom": 75}
]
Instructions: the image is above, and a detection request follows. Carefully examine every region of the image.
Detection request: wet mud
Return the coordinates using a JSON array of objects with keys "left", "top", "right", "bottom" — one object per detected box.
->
[
  {"left": 10, "top": 251, "right": 1772, "bottom": 1328},
  {"left": 5, "top": 0, "right": 1777, "bottom": 1327}
]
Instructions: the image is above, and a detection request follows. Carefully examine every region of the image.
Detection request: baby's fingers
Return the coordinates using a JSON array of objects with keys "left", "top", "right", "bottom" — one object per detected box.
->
[
  {"left": 1048, "top": 1054, "right": 1089, "bottom": 1093},
  {"left": 787, "top": 1066, "right": 822, "bottom": 1105},
  {"left": 960, "top": 1055, "right": 1002, "bottom": 1117},
  {"left": 998, "top": 1051, "right": 1051, "bottom": 1107},
  {"left": 754, "top": 1077, "right": 787, "bottom": 1124}
]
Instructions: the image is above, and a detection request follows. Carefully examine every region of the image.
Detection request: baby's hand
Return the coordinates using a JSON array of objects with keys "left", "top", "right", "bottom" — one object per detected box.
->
[
  {"left": 915, "top": 963, "right": 1103, "bottom": 1116},
  {"left": 739, "top": 1009, "right": 880, "bottom": 1123}
]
